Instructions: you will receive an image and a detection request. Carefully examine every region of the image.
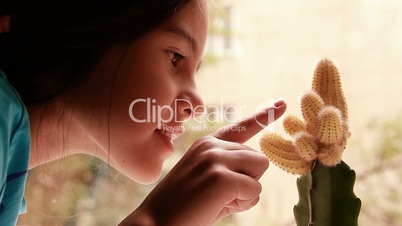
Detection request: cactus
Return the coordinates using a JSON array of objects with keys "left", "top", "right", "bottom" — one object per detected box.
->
[
  {"left": 294, "top": 161, "right": 361, "bottom": 226},
  {"left": 259, "top": 59, "right": 361, "bottom": 225}
]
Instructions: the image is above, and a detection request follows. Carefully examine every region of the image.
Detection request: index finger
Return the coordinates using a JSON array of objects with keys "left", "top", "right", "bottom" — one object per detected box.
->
[{"left": 212, "top": 99, "right": 287, "bottom": 143}]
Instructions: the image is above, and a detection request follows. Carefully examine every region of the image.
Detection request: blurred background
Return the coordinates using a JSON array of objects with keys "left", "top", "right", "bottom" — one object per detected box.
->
[{"left": 17, "top": 0, "right": 402, "bottom": 225}]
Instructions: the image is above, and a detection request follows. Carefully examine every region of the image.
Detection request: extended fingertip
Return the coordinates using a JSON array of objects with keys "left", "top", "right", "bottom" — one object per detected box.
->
[{"left": 274, "top": 98, "right": 285, "bottom": 107}]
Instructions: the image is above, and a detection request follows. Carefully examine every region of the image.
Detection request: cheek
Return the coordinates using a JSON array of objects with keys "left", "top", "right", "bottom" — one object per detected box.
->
[
  {"left": 117, "top": 82, "right": 177, "bottom": 127},
  {"left": 114, "top": 68, "right": 176, "bottom": 113},
  {"left": 128, "top": 100, "right": 151, "bottom": 124},
  {"left": 108, "top": 131, "right": 165, "bottom": 184},
  {"left": 121, "top": 94, "right": 177, "bottom": 129}
]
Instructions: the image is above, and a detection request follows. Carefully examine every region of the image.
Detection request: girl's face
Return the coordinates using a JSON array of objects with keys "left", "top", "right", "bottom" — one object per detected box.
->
[{"left": 77, "top": 1, "right": 208, "bottom": 184}]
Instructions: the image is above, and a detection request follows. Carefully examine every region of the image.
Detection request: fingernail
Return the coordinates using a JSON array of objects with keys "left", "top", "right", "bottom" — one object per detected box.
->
[{"left": 274, "top": 98, "right": 285, "bottom": 107}]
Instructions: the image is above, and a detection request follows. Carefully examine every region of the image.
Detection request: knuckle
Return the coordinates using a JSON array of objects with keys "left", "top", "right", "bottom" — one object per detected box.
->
[
  {"left": 199, "top": 148, "right": 220, "bottom": 162},
  {"left": 248, "top": 151, "right": 270, "bottom": 172},
  {"left": 197, "top": 149, "right": 222, "bottom": 172},
  {"left": 239, "top": 196, "right": 260, "bottom": 211},
  {"left": 191, "top": 135, "right": 216, "bottom": 150},
  {"left": 247, "top": 196, "right": 260, "bottom": 209},
  {"left": 189, "top": 148, "right": 226, "bottom": 182},
  {"left": 255, "top": 181, "right": 263, "bottom": 194},
  {"left": 206, "top": 166, "right": 229, "bottom": 184},
  {"left": 259, "top": 154, "right": 270, "bottom": 170}
]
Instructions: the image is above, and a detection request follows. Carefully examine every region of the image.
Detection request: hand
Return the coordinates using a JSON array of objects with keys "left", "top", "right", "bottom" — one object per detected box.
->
[{"left": 119, "top": 100, "right": 287, "bottom": 226}]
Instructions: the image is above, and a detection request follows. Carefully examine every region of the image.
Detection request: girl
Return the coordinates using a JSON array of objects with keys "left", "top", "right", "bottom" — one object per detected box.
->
[{"left": 0, "top": 0, "right": 287, "bottom": 225}]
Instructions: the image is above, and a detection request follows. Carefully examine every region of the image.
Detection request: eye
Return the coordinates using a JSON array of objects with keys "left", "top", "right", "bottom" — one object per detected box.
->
[{"left": 168, "top": 51, "right": 184, "bottom": 67}]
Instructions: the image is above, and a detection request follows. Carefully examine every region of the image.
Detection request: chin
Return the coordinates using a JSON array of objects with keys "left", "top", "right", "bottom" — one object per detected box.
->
[{"left": 130, "top": 163, "right": 164, "bottom": 185}]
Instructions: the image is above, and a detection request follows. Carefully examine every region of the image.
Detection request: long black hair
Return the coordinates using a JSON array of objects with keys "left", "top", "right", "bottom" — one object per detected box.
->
[{"left": 0, "top": 0, "right": 194, "bottom": 105}]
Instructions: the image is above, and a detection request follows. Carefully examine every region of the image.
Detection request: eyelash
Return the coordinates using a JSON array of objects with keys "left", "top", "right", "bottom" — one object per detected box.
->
[{"left": 168, "top": 51, "right": 184, "bottom": 68}]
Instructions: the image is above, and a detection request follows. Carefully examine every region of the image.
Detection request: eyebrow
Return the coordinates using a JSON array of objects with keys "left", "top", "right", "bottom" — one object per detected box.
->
[
  {"left": 164, "top": 26, "right": 203, "bottom": 72},
  {"left": 164, "top": 26, "right": 199, "bottom": 54}
]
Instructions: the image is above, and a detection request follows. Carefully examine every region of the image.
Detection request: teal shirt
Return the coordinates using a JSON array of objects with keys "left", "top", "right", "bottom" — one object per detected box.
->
[{"left": 0, "top": 70, "right": 30, "bottom": 225}]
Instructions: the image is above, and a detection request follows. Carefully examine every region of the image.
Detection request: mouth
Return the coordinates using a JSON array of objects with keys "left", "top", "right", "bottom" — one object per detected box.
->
[
  {"left": 154, "top": 125, "right": 184, "bottom": 151},
  {"left": 155, "top": 125, "right": 184, "bottom": 141}
]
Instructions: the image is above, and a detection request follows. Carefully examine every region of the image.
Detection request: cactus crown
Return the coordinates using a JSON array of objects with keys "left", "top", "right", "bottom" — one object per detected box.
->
[{"left": 260, "top": 58, "right": 350, "bottom": 174}]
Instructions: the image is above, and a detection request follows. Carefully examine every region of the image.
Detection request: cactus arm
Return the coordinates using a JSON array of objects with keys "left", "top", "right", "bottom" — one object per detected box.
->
[
  {"left": 316, "top": 106, "right": 344, "bottom": 145},
  {"left": 283, "top": 115, "right": 307, "bottom": 136},
  {"left": 294, "top": 131, "right": 318, "bottom": 161},
  {"left": 260, "top": 133, "right": 312, "bottom": 175},
  {"left": 312, "top": 59, "right": 348, "bottom": 120},
  {"left": 300, "top": 91, "right": 325, "bottom": 134}
]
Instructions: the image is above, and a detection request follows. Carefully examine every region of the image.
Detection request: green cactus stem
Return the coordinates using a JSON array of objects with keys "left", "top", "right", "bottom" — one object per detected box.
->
[{"left": 293, "top": 160, "right": 361, "bottom": 226}]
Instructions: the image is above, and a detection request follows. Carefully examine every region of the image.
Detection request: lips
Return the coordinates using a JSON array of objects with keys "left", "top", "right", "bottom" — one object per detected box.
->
[
  {"left": 158, "top": 124, "right": 184, "bottom": 139},
  {"left": 158, "top": 127, "right": 183, "bottom": 140},
  {"left": 155, "top": 125, "right": 184, "bottom": 151}
]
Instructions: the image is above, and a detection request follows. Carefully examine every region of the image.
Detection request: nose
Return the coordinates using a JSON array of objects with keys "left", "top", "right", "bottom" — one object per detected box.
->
[{"left": 175, "top": 89, "right": 205, "bottom": 122}]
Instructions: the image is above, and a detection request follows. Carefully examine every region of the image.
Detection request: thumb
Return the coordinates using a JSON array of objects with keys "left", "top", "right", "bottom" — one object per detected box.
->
[{"left": 211, "top": 99, "right": 286, "bottom": 143}]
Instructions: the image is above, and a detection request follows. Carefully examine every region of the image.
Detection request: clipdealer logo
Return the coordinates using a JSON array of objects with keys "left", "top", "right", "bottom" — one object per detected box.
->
[
  {"left": 254, "top": 99, "right": 276, "bottom": 132},
  {"left": 128, "top": 98, "right": 276, "bottom": 132},
  {"left": 129, "top": 98, "right": 204, "bottom": 129}
]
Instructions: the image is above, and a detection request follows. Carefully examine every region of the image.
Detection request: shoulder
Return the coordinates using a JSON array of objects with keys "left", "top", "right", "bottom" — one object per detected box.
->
[
  {"left": 0, "top": 70, "right": 28, "bottom": 136},
  {"left": 0, "top": 70, "right": 24, "bottom": 116},
  {"left": 0, "top": 69, "right": 30, "bottom": 173},
  {"left": 0, "top": 70, "right": 30, "bottom": 224}
]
